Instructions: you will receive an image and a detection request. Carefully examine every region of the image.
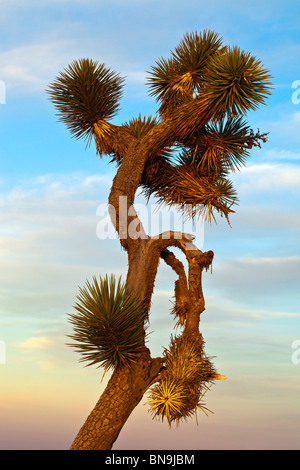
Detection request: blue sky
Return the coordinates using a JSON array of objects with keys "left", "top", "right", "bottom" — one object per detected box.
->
[{"left": 0, "top": 0, "right": 299, "bottom": 450}]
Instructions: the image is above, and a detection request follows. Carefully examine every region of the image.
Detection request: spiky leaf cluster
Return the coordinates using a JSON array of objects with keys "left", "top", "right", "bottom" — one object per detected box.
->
[
  {"left": 143, "top": 32, "right": 271, "bottom": 223},
  {"left": 124, "top": 114, "right": 159, "bottom": 139},
  {"left": 140, "top": 118, "right": 253, "bottom": 221},
  {"left": 47, "top": 58, "right": 124, "bottom": 144},
  {"left": 67, "top": 275, "right": 146, "bottom": 372},
  {"left": 192, "top": 116, "right": 251, "bottom": 172},
  {"left": 204, "top": 46, "right": 272, "bottom": 117},
  {"left": 147, "top": 30, "right": 224, "bottom": 117},
  {"left": 147, "top": 32, "right": 272, "bottom": 120},
  {"left": 47, "top": 30, "right": 272, "bottom": 225},
  {"left": 141, "top": 150, "right": 238, "bottom": 222},
  {"left": 147, "top": 335, "right": 218, "bottom": 425}
]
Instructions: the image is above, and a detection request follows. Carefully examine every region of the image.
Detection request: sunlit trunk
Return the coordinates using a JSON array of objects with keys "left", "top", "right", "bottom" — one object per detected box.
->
[
  {"left": 70, "top": 348, "right": 162, "bottom": 450},
  {"left": 69, "top": 134, "right": 213, "bottom": 450}
]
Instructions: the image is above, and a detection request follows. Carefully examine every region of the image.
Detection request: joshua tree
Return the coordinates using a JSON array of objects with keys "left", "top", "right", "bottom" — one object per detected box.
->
[{"left": 47, "top": 30, "right": 271, "bottom": 450}]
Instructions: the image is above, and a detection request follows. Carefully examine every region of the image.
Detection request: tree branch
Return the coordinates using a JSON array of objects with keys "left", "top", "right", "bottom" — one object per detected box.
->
[{"left": 152, "top": 233, "right": 214, "bottom": 338}]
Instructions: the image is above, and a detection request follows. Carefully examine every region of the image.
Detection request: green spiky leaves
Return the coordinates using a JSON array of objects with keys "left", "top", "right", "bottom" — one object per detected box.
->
[
  {"left": 204, "top": 46, "right": 272, "bottom": 116},
  {"left": 141, "top": 154, "right": 238, "bottom": 223},
  {"left": 172, "top": 30, "right": 224, "bottom": 81},
  {"left": 147, "top": 31, "right": 272, "bottom": 119},
  {"left": 47, "top": 58, "right": 124, "bottom": 144},
  {"left": 147, "top": 335, "right": 219, "bottom": 425},
  {"left": 147, "top": 30, "right": 223, "bottom": 99},
  {"left": 124, "top": 114, "right": 159, "bottom": 139},
  {"left": 147, "top": 379, "right": 188, "bottom": 424},
  {"left": 67, "top": 275, "right": 146, "bottom": 372},
  {"left": 139, "top": 114, "right": 259, "bottom": 223},
  {"left": 198, "top": 116, "right": 251, "bottom": 172},
  {"left": 143, "top": 33, "right": 271, "bottom": 227},
  {"left": 46, "top": 31, "right": 271, "bottom": 227},
  {"left": 147, "top": 30, "right": 224, "bottom": 117}
]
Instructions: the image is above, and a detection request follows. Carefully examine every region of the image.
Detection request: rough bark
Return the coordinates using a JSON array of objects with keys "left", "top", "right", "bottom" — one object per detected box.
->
[
  {"left": 70, "top": 135, "right": 166, "bottom": 450},
  {"left": 70, "top": 348, "right": 163, "bottom": 450},
  {"left": 70, "top": 122, "right": 214, "bottom": 450}
]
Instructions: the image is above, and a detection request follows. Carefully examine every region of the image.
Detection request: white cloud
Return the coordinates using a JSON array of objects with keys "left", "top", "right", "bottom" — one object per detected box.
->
[
  {"left": 0, "top": 172, "right": 131, "bottom": 333},
  {"left": 0, "top": 170, "right": 299, "bottom": 363},
  {"left": 37, "top": 359, "right": 62, "bottom": 370},
  {"left": 0, "top": 39, "right": 150, "bottom": 102},
  {"left": 16, "top": 336, "right": 53, "bottom": 350},
  {"left": 0, "top": 40, "right": 77, "bottom": 95},
  {"left": 261, "top": 148, "right": 300, "bottom": 162},
  {"left": 232, "top": 162, "right": 300, "bottom": 194},
  {"left": 204, "top": 255, "right": 300, "bottom": 308}
]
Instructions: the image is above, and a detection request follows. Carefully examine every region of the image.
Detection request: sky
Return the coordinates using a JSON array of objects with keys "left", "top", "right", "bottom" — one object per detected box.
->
[{"left": 0, "top": 0, "right": 299, "bottom": 451}]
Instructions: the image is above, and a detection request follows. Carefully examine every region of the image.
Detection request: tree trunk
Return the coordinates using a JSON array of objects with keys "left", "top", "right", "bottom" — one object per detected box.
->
[
  {"left": 70, "top": 347, "right": 162, "bottom": 450},
  {"left": 69, "top": 127, "right": 214, "bottom": 450}
]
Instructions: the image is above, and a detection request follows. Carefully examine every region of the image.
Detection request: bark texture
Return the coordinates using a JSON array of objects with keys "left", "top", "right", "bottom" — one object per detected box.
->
[
  {"left": 70, "top": 123, "right": 213, "bottom": 450},
  {"left": 70, "top": 348, "right": 163, "bottom": 450}
]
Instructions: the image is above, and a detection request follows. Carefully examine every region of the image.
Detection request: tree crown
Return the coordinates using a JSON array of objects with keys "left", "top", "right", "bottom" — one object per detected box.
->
[{"left": 47, "top": 29, "right": 272, "bottom": 223}]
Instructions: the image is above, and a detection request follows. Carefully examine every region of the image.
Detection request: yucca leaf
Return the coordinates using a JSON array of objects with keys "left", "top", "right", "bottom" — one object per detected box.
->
[
  {"left": 147, "top": 57, "right": 177, "bottom": 102},
  {"left": 204, "top": 46, "right": 272, "bottom": 116},
  {"left": 146, "top": 30, "right": 224, "bottom": 117},
  {"left": 146, "top": 379, "right": 187, "bottom": 424},
  {"left": 163, "top": 335, "right": 216, "bottom": 384},
  {"left": 47, "top": 58, "right": 124, "bottom": 144},
  {"left": 123, "top": 114, "right": 159, "bottom": 139},
  {"left": 147, "top": 335, "right": 217, "bottom": 425},
  {"left": 147, "top": 30, "right": 223, "bottom": 101},
  {"left": 172, "top": 30, "right": 224, "bottom": 84},
  {"left": 141, "top": 155, "right": 238, "bottom": 222},
  {"left": 67, "top": 274, "right": 146, "bottom": 372}
]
